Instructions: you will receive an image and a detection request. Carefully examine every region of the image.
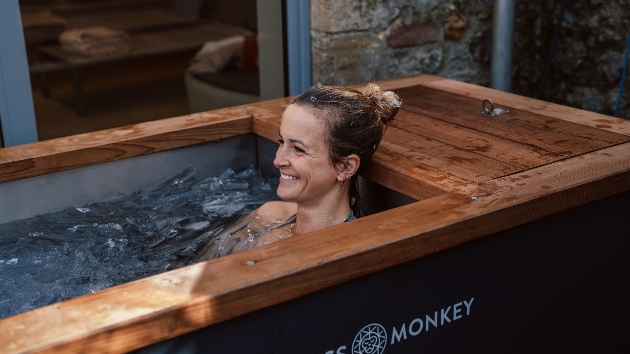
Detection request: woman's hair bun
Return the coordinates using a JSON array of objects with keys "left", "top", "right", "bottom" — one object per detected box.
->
[{"left": 362, "top": 83, "right": 401, "bottom": 125}]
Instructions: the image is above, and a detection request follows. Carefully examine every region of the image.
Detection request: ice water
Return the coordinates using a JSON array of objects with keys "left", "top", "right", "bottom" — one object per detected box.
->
[{"left": 0, "top": 166, "right": 279, "bottom": 319}]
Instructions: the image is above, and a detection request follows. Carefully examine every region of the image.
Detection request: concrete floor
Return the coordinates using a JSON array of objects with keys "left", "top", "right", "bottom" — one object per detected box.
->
[{"left": 31, "top": 52, "right": 193, "bottom": 141}]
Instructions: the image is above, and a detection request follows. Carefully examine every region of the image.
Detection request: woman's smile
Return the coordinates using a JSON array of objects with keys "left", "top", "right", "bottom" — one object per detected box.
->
[{"left": 280, "top": 173, "right": 300, "bottom": 181}]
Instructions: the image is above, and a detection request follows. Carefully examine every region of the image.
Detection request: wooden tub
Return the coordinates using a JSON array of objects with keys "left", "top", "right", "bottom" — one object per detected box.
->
[{"left": 1, "top": 75, "right": 629, "bottom": 353}]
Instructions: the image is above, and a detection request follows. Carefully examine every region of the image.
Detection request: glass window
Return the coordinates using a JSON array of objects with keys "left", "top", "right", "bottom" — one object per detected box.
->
[{"left": 19, "top": 0, "right": 260, "bottom": 141}]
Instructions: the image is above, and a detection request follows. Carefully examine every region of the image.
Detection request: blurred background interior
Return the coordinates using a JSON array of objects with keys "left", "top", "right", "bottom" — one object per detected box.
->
[{"left": 18, "top": 0, "right": 260, "bottom": 141}]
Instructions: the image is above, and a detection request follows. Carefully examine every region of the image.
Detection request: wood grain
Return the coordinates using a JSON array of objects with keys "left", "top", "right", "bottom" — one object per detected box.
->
[
  {"left": 251, "top": 108, "right": 282, "bottom": 142},
  {"left": 396, "top": 84, "right": 629, "bottom": 155},
  {"left": 365, "top": 140, "right": 487, "bottom": 196},
  {"left": 383, "top": 126, "right": 518, "bottom": 178},
  {"left": 420, "top": 76, "right": 630, "bottom": 136},
  {"left": 392, "top": 109, "right": 564, "bottom": 169},
  {"left": 349, "top": 74, "right": 445, "bottom": 91},
  {"left": 0, "top": 108, "right": 252, "bottom": 183}
]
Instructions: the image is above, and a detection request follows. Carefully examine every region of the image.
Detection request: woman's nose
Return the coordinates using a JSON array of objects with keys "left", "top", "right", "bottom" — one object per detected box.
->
[{"left": 273, "top": 145, "right": 288, "bottom": 168}]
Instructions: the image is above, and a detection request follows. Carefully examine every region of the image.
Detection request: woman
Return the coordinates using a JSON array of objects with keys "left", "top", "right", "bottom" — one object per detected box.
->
[{"left": 198, "top": 83, "right": 400, "bottom": 260}]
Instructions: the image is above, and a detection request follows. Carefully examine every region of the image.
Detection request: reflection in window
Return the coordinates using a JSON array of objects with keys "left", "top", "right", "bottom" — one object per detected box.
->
[{"left": 19, "top": 0, "right": 259, "bottom": 141}]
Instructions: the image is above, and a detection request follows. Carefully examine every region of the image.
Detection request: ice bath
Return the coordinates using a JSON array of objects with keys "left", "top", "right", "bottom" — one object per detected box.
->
[
  {"left": 0, "top": 166, "right": 279, "bottom": 319},
  {"left": 1, "top": 75, "right": 628, "bottom": 353}
]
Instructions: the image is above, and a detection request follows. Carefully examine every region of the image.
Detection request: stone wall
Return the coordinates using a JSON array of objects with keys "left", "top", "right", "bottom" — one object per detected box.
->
[
  {"left": 513, "top": 0, "right": 630, "bottom": 118},
  {"left": 311, "top": 0, "right": 630, "bottom": 119},
  {"left": 311, "top": 0, "right": 493, "bottom": 86}
]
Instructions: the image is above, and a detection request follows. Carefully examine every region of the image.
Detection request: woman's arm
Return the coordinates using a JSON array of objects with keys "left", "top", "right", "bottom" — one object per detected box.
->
[{"left": 196, "top": 201, "right": 297, "bottom": 261}]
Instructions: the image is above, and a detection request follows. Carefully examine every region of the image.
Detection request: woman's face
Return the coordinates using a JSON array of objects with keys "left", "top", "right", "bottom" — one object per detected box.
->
[{"left": 274, "top": 104, "right": 339, "bottom": 205}]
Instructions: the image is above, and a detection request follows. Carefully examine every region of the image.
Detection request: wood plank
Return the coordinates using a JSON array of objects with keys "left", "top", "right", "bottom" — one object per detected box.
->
[
  {"left": 420, "top": 75, "right": 630, "bottom": 136},
  {"left": 384, "top": 126, "right": 519, "bottom": 178},
  {"left": 391, "top": 109, "right": 564, "bottom": 170},
  {"left": 396, "top": 84, "right": 630, "bottom": 155},
  {"left": 360, "top": 158, "right": 448, "bottom": 201},
  {"left": 249, "top": 97, "right": 293, "bottom": 142},
  {"left": 3, "top": 142, "right": 629, "bottom": 354},
  {"left": 0, "top": 108, "right": 252, "bottom": 183},
  {"left": 365, "top": 140, "right": 487, "bottom": 197},
  {"left": 349, "top": 73, "right": 445, "bottom": 91},
  {"left": 456, "top": 145, "right": 630, "bottom": 226},
  {"left": 251, "top": 107, "right": 282, "bottom": 141}
]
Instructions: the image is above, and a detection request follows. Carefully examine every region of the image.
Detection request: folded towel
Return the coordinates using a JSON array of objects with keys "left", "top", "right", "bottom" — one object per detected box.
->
[
  {"left": 187, "top": 36, "right": 245, "bottom": 75},
  {"left": 59, "top": 26, "right": 131, "bottom": 57}
]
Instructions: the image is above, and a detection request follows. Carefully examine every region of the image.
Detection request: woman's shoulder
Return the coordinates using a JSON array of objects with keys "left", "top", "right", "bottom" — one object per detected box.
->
[{"left": 257, "top": 201, "right": 297, "bottom": 222}]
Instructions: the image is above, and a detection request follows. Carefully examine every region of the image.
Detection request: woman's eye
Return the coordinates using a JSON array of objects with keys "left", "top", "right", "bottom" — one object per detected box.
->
[
  {"left": 277, "top": 139, "right": 284, "bottom": 145},
  {"left": 294, "top": 147, "right": 305, "bottom": 153}
]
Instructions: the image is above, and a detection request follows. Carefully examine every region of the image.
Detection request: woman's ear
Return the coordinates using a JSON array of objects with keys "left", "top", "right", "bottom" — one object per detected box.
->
[{"left": 337, "top": 154, "right": 360, "bottom": 181}]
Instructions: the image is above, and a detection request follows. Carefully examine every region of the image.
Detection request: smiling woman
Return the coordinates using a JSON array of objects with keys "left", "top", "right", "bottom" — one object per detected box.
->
[{"left": 197, "top": 84, "right": 401, "bottom": 260}]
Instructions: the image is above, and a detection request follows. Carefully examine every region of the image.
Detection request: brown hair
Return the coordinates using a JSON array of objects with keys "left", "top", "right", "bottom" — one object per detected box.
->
[{"left": 292, "top": 83, "right": 401, "bottom": 216}]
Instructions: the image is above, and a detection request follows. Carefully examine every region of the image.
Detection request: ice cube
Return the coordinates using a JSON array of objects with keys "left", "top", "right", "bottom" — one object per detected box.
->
[{"left": 183, "top": 221, "right": 210, "bottom": 231}]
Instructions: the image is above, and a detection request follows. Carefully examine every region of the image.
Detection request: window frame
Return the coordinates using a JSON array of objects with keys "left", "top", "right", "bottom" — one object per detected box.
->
[{"left": 0, "top": 0, "right": 39, "bottom": 147}]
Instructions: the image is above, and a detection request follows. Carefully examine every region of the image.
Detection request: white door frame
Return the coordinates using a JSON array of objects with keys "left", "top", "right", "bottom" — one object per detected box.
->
[
  {"left": 0, "top": 0, "right": 38, "bottom": 147},
  {"left": 257, "top": 0, "right": 311, "bottom": 99}
]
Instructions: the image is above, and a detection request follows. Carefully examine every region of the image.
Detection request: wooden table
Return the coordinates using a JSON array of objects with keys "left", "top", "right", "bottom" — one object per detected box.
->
[
  {"left": 35, "top": 23, "right": 244, "bottom": 115},
  {"left": 0, "top": 75, "right": 629, "bottom": 353}
]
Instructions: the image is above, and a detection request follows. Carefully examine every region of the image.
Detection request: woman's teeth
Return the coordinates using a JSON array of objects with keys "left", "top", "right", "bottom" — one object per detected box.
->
[{"left": 281, "top": 173, "right": 300, "bottom": 180}]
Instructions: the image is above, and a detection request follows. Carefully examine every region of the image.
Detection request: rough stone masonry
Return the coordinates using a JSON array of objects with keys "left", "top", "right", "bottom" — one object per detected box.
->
[{"left": 311, "top": 0, "right": 630, "bottom": 119}]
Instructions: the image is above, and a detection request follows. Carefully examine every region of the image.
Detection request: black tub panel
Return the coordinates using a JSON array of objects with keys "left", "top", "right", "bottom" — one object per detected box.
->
[{"left": 137, "top": 190, "right": 630, "bottom": 354}]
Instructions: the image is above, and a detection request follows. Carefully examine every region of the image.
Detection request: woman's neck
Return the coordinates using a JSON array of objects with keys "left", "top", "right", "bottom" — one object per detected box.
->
[{"left": 293, "top": 193, "right": 351, "bottom": 235}]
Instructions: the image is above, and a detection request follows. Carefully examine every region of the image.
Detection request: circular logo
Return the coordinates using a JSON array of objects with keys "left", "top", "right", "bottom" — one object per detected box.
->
[{"left": 352, "top": 323, "right": 387, "bottom": 354}]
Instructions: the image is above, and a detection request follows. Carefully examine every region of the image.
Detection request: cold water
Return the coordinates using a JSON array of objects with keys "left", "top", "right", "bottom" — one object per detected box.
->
[{"left": 0, "top": 166, "right": 279, "bottom": 319}]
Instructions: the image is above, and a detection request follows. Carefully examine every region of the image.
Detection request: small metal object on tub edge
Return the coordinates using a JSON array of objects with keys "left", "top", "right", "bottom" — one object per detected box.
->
[{"left": 481, "top": 99, "right": 509, "bottom": 117}]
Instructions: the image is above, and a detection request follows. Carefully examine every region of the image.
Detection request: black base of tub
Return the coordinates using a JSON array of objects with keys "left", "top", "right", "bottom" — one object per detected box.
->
[{"left": 137, "top": 190, "right": 630, "bottom": 354}]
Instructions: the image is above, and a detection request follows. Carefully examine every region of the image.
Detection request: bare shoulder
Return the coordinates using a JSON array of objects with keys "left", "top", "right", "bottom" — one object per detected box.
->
[{"left": 256, "top": 201, "right": 297, "bottom": 222}]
